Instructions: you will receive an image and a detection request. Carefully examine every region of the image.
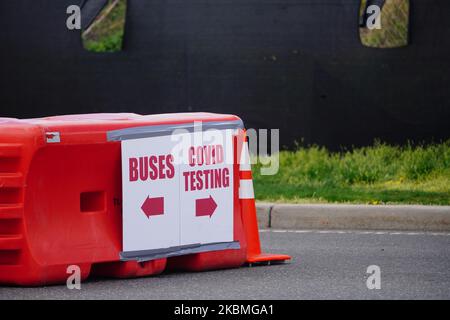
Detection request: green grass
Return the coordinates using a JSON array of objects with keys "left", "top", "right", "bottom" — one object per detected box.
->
[
  {"left": 252, "top": 141, "right": 450, "bottom": 205},
  {"left": 82, "top": 0, "right": 127, "bottom": 53},
  {"left": 360, "top": 0, "right": 409, "bottom": 48}
]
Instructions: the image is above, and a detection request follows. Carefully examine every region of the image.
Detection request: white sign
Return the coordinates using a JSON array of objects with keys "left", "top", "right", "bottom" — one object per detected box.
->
[{"left": 121, "top": 130, "right": 234, "bottom": 253}]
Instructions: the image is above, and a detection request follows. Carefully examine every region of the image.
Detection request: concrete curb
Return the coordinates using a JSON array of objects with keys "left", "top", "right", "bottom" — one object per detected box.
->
[{"left": 256, "top": 202, "right": 450, "bottom": 231}]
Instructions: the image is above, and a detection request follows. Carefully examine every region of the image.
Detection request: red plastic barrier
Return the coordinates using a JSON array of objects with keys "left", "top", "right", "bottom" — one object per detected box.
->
[{"left": 0, "top": 113, "right": 289, "bottom": 286}]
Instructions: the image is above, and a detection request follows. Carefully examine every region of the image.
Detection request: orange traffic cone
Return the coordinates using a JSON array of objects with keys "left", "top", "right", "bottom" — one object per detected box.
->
[{"left": 238, "top": 134, "right": 291, "bottom": 265}]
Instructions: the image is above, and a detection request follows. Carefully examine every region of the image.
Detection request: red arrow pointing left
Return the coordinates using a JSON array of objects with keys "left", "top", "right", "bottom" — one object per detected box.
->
[{"left": 141, "top": 196, "right": 164, "bottom": 218}]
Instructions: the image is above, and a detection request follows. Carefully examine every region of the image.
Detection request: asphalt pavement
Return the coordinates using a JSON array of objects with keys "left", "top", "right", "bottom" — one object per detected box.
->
[{"left": 1, "top": 230, "right": 450, "bottom": 300}]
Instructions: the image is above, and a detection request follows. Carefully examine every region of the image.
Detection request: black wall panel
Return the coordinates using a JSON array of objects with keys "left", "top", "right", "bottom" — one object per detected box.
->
[{"left": 1, "top": 0, "right": 449, "bottom": 149}]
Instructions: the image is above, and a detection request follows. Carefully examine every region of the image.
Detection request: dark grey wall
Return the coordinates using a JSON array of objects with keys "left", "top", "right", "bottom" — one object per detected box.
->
[{"left": 1, "top": 0, "right": 449, "bottom": 149}]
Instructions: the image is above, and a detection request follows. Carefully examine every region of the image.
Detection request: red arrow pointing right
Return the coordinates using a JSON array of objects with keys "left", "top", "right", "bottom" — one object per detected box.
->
[
  {"left": 141, "top": 196, "right": 164, "bottom": 218},
  {"left": 195, "top": 195, "right": 217, "bottom": 218}
]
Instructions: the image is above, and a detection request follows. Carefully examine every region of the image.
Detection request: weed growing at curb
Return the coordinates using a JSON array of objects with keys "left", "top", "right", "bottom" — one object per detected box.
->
[{"left": 253, "top": 141, "right": 450, "bottom": 205}]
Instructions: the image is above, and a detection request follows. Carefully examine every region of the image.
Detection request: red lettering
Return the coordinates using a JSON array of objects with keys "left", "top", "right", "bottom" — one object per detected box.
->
[
  {"left": 203, "top": 169, "right": 210, "bottom": 189},
  {"left": 129, "top": 158, "right": 138, "bottom": 181},
  {"left": 190, "top": 171, "right": 196, "bottom": 191},
  {"left": 139, "top": 157, "right": 149, "bottom": 181},
  {"left": 166, "top": 154, "right": 175, "bottom": 178},
  {"left": 196, "top": 146, "right": 204, "bottom": 165},
  {"left": 182, "top": 168, "right": 231, "bottom": 191},
  {"left": 128, "top": 154, "right": 176, "bottom": 182},
  {"left": 188, "top": 147, "right": 195, "bottom": 167},
  {"left": 196, "top": 170, "right": 204, "bottom": 190},
  {"left": 183, "top": 171, "right": 190, "bottom": 191},
  {"left": 214, "top": 169, "right": 222, "bottom": 188},
  {"left": 211, "top": 147, "right": 216, "bottom": 164},
  {"left": 216, "top": 145, "right": 224, "bottom": 164},
  {"left": 149, "top": 156, "right": 158, "bottom": 180},
  {"left": 188, "top": 144, "right": 225, "bottom": 166},
  {"left": 204, "top": 145, "right": 212, "bottom": 165},
  {"left": 223, "top": 168, "right": 230, "bottom": 187},
  {"left": 158, "top": 155, "right": 166, "bottom": 179}
]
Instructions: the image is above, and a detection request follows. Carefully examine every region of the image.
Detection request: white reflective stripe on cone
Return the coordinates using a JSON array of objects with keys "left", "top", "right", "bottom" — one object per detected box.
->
[
  {"left": 239, "top": 179, "right": 255, "bottom": 199},
  {"left": 239, "top": 141, "right": 251, "bottom": 171}
]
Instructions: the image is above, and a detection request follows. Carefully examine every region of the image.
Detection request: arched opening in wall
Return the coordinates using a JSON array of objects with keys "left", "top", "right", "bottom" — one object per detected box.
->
[
  {"left": 81, "top": 0, "right": 127, "bottom": 52},
  {"left": 359, "top": 0, "right": 410, "bottom": 48}
]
